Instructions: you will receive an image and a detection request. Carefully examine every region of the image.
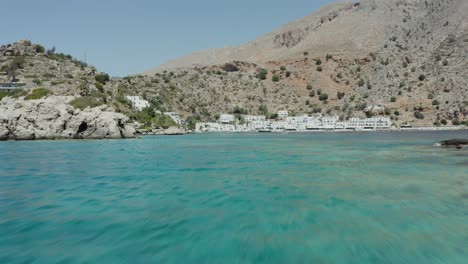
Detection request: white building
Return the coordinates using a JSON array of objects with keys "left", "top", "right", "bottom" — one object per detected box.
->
[
  {"left": 345, "top": 117, "right": 391, "bottom": 129},
  {"left": 248, "top": 121, "right": 271, "bottom": 130},
  {"left": 244, "top": 115, "right": 266, "bottom": 122},
  {"left": 219, "top": 114, "right": 235, "bottom": 124},
  {"left": 126, "top": 96, "right": 150, "bottom": 111},
  {"left": 321, "top": 116, "right": 339, "bottom": 129},
  {"left": 194, "top": 114, "right": 392, "bottom": 133},
  {"left": 277, "top": 110, "right": 289, "bottom": 120},
  {"left": 286, "top": 115, "right": 310, "bottom": 130},
  {"left": 164, "top": 112, "right": 183, "bottom": 125}
]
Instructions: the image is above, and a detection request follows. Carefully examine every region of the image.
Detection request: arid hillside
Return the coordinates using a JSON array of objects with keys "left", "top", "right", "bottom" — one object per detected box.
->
[{"left": 137, "top": 0, "right": 467, "bottom": 126}]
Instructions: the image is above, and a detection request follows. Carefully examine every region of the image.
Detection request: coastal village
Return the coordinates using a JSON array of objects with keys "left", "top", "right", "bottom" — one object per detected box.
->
[
  {"left": 124, "top": 95, "right": 467, "bottom": 134},
  {"left": 195, "top": 111, "right": 392, "bottom": 133}
]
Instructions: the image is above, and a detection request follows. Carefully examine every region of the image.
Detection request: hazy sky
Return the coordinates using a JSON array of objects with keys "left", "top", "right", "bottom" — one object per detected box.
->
[{"left": 2, "top": 0, "right": 335, "bottom": 76}]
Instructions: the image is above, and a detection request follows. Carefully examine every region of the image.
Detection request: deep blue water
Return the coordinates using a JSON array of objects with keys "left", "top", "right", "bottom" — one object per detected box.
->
[{"left": 0, "top": 131, "right": 467, "bottom": 263}]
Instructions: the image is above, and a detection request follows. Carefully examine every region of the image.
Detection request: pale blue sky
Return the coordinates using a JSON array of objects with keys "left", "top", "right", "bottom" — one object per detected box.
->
[{"left": 2, "top": 0, "right": 334, "bottom": 76}]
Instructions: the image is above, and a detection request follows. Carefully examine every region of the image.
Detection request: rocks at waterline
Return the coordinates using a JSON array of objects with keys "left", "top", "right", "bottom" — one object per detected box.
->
[
  {"left": 0, "top": 96, "right": 136, "bottom": 141},
  {"left": 139, "top": 126, "right": 187, "bottom": 136},
  {"left": 438, "top": 139, "right": 468, "bottom": 149}
]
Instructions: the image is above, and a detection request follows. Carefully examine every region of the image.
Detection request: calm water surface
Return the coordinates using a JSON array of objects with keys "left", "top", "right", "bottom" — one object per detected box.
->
[{"left": 0, "top": 131, "right": 467, "bottom": 263}]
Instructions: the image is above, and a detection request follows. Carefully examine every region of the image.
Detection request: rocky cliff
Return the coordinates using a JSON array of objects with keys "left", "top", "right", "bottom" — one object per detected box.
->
[{"left": 0, "top": 96, "right": 136, "bottom": 141}]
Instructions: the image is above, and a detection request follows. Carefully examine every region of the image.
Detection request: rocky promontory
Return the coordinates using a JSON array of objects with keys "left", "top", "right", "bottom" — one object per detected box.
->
[{"left": 0, "top": 96, "right": 136, "bottom": 141}]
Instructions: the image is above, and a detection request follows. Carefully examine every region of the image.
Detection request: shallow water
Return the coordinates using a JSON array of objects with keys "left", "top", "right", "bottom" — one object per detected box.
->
[{"left": 1, "top": 131, "right": 467, "bottom": 263}]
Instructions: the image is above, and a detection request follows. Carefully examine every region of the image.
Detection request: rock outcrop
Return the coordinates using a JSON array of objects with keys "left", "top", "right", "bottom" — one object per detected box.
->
[
  {"left": 438, "top": 139, "right": 468, "bottom": 149},
  {"left": 154, "top": 127, "right": 187, "bottom": 136},
  {"left": 0, "top": 96, "right": 136, "bottom": 141}
]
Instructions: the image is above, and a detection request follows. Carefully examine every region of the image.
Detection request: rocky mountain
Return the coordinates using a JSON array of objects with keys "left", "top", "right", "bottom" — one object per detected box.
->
[{"left": 137, "top": 0, "right": 467, "bottom": 126}]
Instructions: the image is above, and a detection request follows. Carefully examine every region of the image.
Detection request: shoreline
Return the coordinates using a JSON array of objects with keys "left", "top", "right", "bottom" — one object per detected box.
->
[{"left": 192, "top": 126, "right": 467, "bottom": 134}]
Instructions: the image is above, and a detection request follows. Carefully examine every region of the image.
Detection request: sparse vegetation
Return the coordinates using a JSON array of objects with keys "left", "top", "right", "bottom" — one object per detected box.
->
[
  {"left": 256, "top": 69, "right": 268, "bottom": 80},
  {"left": 69, "top": 96, "right": 105, "bottom": 110},
  {"left": 95, "top": 73, "right": 110, "bottom": 84},
  {"left": 319, "top": 93, "right": 328, "bottom": 101},
  {"left": 337, "top": 92, "right": 345, "bottom": 100},
  {"left": 272, "top": 74, "right": 280, "bottom": 82},
  {"left": 24, "top": 88, "right": 53, "bottom": 100},
  {"left": 414, "top": 111, "right": 424, "bottom": 119}
]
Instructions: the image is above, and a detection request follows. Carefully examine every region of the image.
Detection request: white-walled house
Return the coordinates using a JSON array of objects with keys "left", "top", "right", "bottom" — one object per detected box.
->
[
  {"left": 126, "top": 96, "right": 150, "bottom": 111},
  {"left": 244, "top": 115, "right": 266, "bottom": 122},
  {"left": 219, "top": 114, "right": 236, "bottom": 123},
  {"left": 277, "top": 111, "right": 289, "bottom": 120},
  {"left": 164, "top": 112, "right": 183, "bottom": 125}
]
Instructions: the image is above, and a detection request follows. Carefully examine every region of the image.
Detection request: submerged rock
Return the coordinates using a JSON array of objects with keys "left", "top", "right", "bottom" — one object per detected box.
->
[
  {"left": 0, "top": 96, "right": 136, "bottom": 141},
  {"left": 438, "top": 139, "right": 468, "bottom": 149}
]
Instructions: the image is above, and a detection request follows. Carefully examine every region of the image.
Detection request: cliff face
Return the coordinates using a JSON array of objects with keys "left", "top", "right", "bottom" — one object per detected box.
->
[
  {"left": 133, "top": 0, "right": 467, "bottom": 126},
  {"left": 0, "top": 96, "right": 136, "bottom": 141}
]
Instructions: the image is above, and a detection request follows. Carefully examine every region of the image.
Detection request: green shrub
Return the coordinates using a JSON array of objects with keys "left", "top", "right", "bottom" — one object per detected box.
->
[
  {"left": 35, "top": 45, "right": 45, "bottom": 53},
  {"left": 452, "top": 119, "right": 460, "bottom": 126},
  {"left": 11, "top": 56, "right": 26, "bottom": 69},
  {"left": 272, "top": 74, "right": 280, "bottom": 82},
  {"left": 116, "top": 95, "right": 129, "bottom": 104},
  {"left": 394, "top": 111, "right": 400, "bottom": 116},
  {"left": 9, "top": 89, "right": 27, "bottom": 98},
  {"left": 24, "top": 88, "right": 53, "bottom": 100},
  {"left": 69, "top": 96, "right": 105, "bottom": 110},
  {"left": 43, "top": 73, "right": 56, "bottom": 78},
  {"left": 316, "top": 66, "right": 323, "bottom": 72},
  {"left": 95, "top": 82, "right": 104, "bottom": 93},
  {"left": 95, "top": 73, "right": 110, "bottom": 84},
  {"left": 337, "top": 92, "right": 345, "bottom": 100},
  {"left": 280, "top": 66, "right": 286, "bottom": 71},
  {"left": 309, "top": 90, "right": 315, "bottom": 97},
  {"left": 306, "top": 84, "right": 313, "bottom": 90},
  {"left": 316, "top": 59, "right": 322, "bottom": 65},
  {"left": 65, "top": 73, "right": 74, "bottom": 79},
  {"left": 319, "top": 93, "right": 329, "bottom": 101},
  {"left": 414, "top": 111, "right": 424, "bottom": 119},
  {"left": 256, "top": 69, "right": 268, "bottom": 80},
  {"left": 418, "top": 74, "right": 426, "bottom": 81},
  {"left": 390, "top": 97, "right": 397, "bottom": 102},
  {"left": 358, "top": 78, "right": 365, "bottom": 87},
  {"left": 432, "top": 100, "right": 440, "bottom": 106},
  {"left": 33, "top": 79, "right": 42, "bottom": 85},
  {"left": 0, "top": 91, "right": 9, "bottom": 101},
  {"left": 384, "top": 107, "right": 391, "bottom": 115},
  {"left": 326, "top": 54, "right": 333, "bottom": 61},
  {"left": 441, "top": 119, "right": 447, "bottom": 125}
]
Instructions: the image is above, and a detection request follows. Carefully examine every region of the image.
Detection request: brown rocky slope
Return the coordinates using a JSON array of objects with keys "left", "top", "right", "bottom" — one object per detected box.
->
[{"left": 138, "top": 0, "right": 467, "bottom": 127}]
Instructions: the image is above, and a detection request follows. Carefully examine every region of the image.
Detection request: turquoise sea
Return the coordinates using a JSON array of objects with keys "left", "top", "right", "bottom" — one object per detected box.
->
[{"left": 0, "top": 131, "right": 467, "bottom": 263}]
